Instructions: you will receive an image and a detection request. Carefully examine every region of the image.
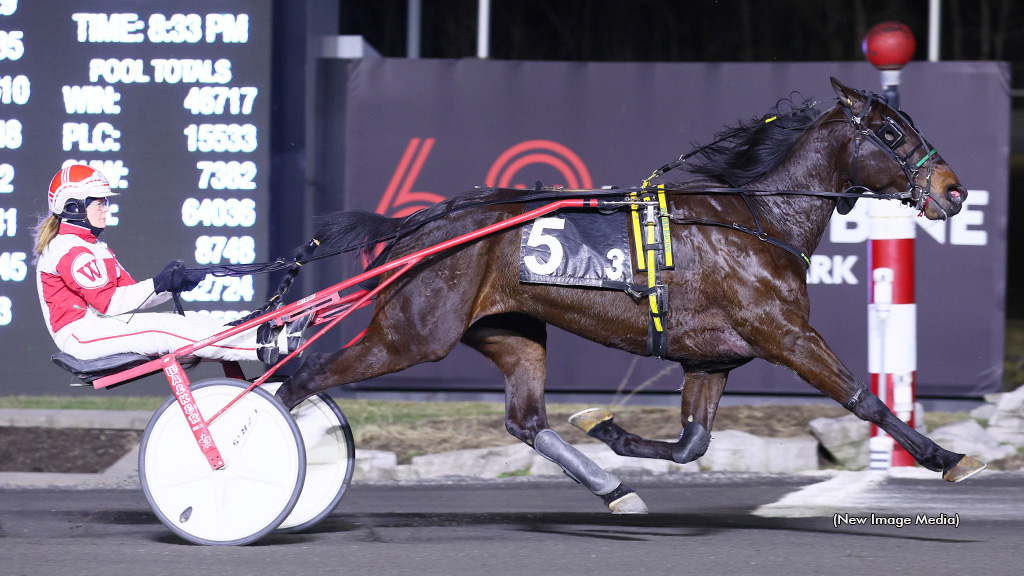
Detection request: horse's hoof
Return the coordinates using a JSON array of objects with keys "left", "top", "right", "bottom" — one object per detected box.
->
[
  {"left": 569, "top": 407, "right": 613, "bottom": 434},
  {"left": 608, "top": 492, "right": 649, "bottom": 515},
  {"left": 942, "top": 455, "right": 987, "bottom": 482}
]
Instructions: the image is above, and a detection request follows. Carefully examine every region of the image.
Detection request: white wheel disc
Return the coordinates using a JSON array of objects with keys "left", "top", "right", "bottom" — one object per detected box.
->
[
  {"left": 140, "top": 380, "right": 305, "bottom": 546},
  {"left": 262, "top": 383, "right": 355, "bottom": 532}
]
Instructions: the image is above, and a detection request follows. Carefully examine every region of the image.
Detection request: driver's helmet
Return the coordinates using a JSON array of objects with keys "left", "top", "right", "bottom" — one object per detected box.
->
[{"left": 47, "top": 164, "right": 118, "bottom": 220}]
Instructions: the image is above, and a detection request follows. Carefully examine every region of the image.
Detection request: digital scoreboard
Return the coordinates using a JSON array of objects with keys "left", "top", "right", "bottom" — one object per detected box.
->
[{"left": 0, "top": 1, "right": 272, "bottom": 391}]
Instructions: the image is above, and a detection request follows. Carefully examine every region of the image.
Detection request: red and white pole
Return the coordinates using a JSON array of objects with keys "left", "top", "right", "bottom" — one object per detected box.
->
[
  {"left": 863, "top": 21, "right": 918, "bottom": 469},
  {"left": 868, "top": 202, "right": 916, "bottom": 468}
]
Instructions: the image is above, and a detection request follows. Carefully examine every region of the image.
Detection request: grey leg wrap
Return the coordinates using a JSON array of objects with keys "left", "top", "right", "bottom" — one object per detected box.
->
[{"left": 533, "top": 429, "right": 620, "bottom": 496}]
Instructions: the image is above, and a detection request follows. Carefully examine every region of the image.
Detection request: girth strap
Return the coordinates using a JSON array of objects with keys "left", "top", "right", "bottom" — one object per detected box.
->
[{"left": 629, "top": 184, "right": 674, "bottom": 358}]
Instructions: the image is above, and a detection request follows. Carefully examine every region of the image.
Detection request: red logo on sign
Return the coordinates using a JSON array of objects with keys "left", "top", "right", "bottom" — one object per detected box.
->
[
  {"left": 376, "top": 138, "right": 593, "bottom": 217},
  {"left": 485, "top": 139, "right": 593, "bottom": 190},
  {"left": 375, "top": 138, "right": 447, "bottom": 218}
]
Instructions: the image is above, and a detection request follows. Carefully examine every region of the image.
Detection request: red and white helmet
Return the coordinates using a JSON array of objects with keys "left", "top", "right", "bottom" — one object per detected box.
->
[{"left": 47, "top": 164, "right": 118, "bottom": 219}]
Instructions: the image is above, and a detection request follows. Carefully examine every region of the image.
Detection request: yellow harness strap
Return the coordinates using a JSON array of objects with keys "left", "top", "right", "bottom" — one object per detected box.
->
[
  {"left": 630, "top": 191, "right": 645, "bottom": 270},
  {"left": 629, "top": 182, "right": 673, "bottom": 357}
]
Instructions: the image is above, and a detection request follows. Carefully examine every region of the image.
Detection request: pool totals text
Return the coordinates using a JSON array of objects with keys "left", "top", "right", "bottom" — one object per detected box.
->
[{"left": 0, "top": 2, "right": 271, "bottom": 334}]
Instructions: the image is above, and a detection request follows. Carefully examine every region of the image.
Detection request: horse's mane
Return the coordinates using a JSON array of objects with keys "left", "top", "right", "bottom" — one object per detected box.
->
[{"left": 680, "top": 96, "right": 828, "bottom": 187}]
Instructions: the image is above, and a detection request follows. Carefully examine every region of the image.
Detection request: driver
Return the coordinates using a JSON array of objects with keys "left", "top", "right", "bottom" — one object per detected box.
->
[{"left": 33, "top": 164, "right": 306, "bottom": 363}]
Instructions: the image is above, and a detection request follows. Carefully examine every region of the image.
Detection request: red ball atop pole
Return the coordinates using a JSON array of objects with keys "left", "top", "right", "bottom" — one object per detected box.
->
[{"left": 862, "top": 21, "right": 916, "bottom": 70}]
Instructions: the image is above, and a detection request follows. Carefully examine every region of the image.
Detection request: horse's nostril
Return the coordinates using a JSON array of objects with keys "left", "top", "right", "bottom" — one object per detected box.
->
[{"left": 946, "top": 185, "right": 967, "bottom": 206}]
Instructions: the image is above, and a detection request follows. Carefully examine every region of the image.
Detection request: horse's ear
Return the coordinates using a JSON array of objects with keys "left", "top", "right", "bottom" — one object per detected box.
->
[{"left": 830, "top": 77, "right": 864, "bottom": 112}]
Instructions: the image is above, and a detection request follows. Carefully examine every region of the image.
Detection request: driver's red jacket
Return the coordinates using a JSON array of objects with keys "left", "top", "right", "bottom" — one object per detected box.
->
[{"left": 35, "top": 222, "right": 167, "bottom": 340}]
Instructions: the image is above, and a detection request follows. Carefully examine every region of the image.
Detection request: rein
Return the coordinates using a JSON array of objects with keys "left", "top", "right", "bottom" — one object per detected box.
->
[
  {"left": 192, "top": 184, "right": 897, "bottom": 279},
  {"left": 190, "top": 183, "right": 894, "bottom": 279}
]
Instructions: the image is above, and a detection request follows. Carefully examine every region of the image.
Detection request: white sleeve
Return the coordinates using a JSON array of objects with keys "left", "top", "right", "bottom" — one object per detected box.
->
[{"left": 104, "top": 279, "right": 173, "bottom": 315}]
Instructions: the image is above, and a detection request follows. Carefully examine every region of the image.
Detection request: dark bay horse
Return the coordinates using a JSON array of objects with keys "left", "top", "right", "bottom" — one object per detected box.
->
[{"left": 276, "top": 77, "right": 981, "bottom": 513}]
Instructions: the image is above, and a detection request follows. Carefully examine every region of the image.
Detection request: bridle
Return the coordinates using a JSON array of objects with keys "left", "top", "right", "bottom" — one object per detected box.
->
[{"left": 841, "top": 90, "right": 941, "bottom": 213}]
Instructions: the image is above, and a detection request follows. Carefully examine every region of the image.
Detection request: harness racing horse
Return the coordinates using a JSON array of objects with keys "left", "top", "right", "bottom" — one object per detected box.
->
[{"left": 275, "top": 77, "right": 982, "bottom": 514}]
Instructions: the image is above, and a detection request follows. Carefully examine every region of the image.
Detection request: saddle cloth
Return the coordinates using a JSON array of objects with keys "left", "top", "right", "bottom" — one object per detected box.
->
[
  {"left": 517, "top": 189, "right": 674, "bottom": 358},
  {"left": 518, "top": 205, "right": 631, "bottom": 290}
]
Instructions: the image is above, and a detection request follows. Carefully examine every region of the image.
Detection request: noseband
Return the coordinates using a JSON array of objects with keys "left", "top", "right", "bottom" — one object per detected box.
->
[{"left": 843, "top": 91, "right": 940, "bottom": 212}]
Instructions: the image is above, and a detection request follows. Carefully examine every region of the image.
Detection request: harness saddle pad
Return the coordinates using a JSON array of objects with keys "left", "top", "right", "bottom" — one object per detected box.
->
[{"left": 518, "top": 206, "right": 631, "bottom": 289}]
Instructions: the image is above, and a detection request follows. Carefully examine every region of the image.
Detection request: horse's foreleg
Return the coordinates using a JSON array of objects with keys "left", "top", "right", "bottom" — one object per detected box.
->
[
  {"left": 462, "top": 316, "right": 647, "bottom": 514},
  {"left": 759, "top": 320, "right": 985, "bottom": 482},
  {"left": 568, "top": 370, "right": 721, "bottom": 465},
  {"left": 680, "top": 370, "right": 729, "bottom": 429},
  {"left": 675, "top": 370, "right": 728, "bottom": 462},
  {"left": 848, "top": 390, "right": 983, "bottom": 480}
]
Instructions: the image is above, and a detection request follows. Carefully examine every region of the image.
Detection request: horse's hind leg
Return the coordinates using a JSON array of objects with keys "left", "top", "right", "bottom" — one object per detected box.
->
[
  {"left": 276, "top": 301, "right": 472, "bottom": 409},
  {"left": 461, "top": 314, "right": 647, "bottom": 514},
  {"left": 570, "top": 370, "right": 723, "bottom": 465}
]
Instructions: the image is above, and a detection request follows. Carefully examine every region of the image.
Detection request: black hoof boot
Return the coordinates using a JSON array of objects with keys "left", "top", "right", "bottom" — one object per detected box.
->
[{"left": 671, "top": 421, "right": 711, "bottom": 464}]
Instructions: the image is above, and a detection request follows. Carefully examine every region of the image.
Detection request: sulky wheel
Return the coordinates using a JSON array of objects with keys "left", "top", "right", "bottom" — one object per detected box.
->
[
  {"left": 262, "top": 382, "right": 356, "bottom": 533},
  {"left": 139, "top": 379, "right": 305, "bottom": 546}
]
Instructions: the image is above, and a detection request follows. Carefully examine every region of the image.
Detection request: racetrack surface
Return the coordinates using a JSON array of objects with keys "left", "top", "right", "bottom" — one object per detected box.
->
[{"left": 1, "top": 472, "right": 1021, "bottom": 576}]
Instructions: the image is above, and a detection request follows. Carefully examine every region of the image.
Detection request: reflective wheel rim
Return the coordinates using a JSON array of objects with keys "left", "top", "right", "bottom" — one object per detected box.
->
[
  {"left": 262, "top": 383, "right": 355, "bottom": 532},
  {"left": 139, "top": 380, "right": 305, "bottom": 546}
]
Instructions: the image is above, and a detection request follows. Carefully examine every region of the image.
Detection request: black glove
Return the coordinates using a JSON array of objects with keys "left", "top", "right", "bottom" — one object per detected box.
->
[
  {"left": 177, "top": 267, "right": 206, "bottom": 293},
  {"left": 153, "top": 260, "right": 206, "bottom": 294}
]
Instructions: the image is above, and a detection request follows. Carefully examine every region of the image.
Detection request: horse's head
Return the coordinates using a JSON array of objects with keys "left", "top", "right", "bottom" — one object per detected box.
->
[{"left": 830, "top": 77, "right": 966, "bottom": 220}]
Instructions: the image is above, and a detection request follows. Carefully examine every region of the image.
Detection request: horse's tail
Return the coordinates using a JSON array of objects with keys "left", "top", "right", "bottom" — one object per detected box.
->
[
  {"left": 275, "top": 209, "right": 403, "bottom": 298},
  {"left": 230, "top": 210, "right": 402, "bottom": 326},
  {"left": 313, "top": 210, "right": 403, "bottom": 262}
]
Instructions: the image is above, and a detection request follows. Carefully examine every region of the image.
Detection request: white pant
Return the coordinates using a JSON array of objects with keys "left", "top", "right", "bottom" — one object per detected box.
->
[{"left": 57, "top": 311, "right": 259, "bottom": 362}]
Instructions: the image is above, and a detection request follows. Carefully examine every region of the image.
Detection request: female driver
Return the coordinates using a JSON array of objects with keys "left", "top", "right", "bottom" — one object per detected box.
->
[{"left": 33, "top": 164, "right": 304, "bottom": 363}]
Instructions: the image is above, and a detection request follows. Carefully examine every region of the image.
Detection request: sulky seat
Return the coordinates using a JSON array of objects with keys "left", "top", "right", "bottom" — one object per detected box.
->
[{"left": 51, "top": 352, "right": 202, "bottom": 385}]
